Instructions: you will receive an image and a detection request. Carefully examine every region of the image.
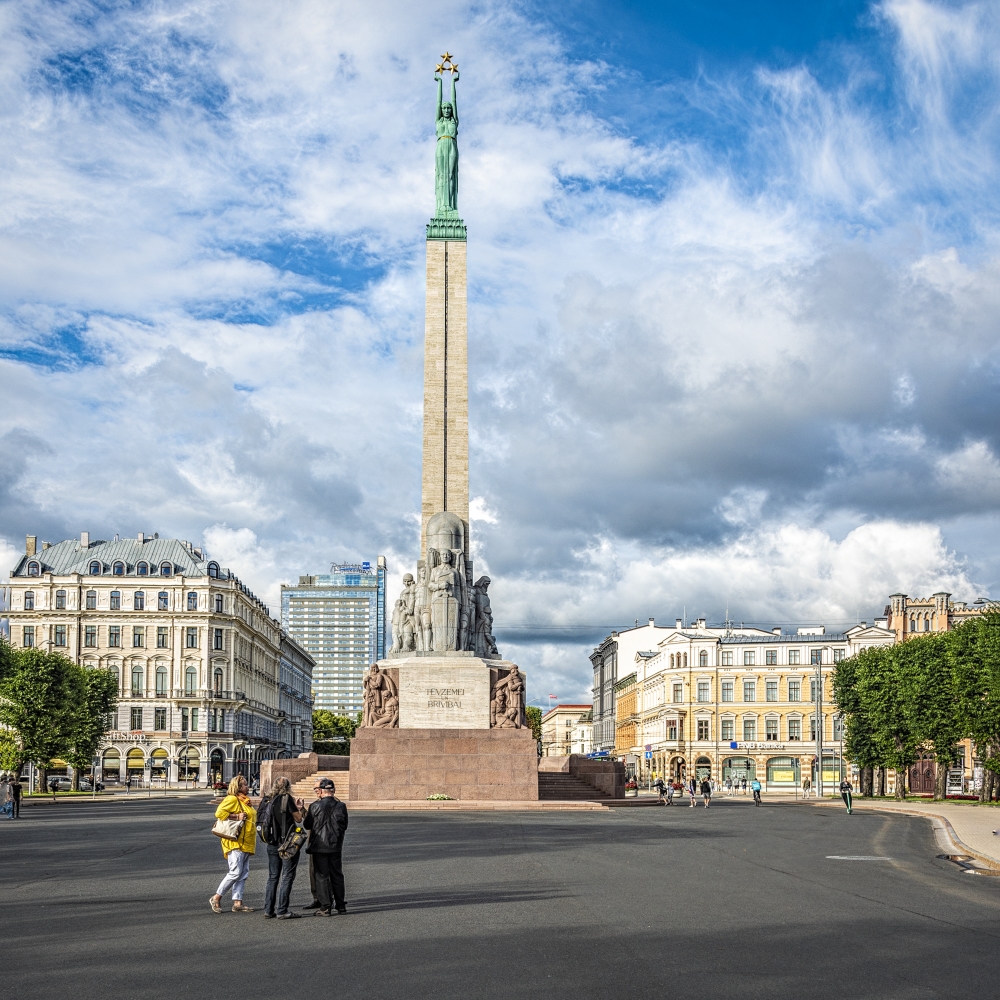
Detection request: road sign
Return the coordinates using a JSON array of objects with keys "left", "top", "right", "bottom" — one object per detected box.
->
[
  {"left": 645, "top": 744, "right": 651, "bottom": 751},
  {"left": 645, "top": 751, "right": 652, "bottom": 759}
]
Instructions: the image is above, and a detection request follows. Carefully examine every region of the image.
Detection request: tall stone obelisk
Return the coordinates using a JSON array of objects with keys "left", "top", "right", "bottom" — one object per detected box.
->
[{"left": 422, "top": 155, "right": 468, "bottom": 558}]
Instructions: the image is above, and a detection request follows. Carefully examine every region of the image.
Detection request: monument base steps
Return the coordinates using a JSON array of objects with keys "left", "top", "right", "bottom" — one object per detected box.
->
[
  {"left": 538, "top": 773, "right": 612, "bottom": 801},
  {"left": 289, "top": 770, "right": 350, "bottom": 806}
]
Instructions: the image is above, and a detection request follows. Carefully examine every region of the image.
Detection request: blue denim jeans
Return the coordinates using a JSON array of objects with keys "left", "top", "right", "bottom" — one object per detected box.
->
[{"left": 264, "top": 844, "right": 300, "bottom": 916}]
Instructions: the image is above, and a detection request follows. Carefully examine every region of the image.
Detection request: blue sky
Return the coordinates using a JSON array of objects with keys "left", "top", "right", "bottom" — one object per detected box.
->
[{"left": 2, "top": 0, "right": 1000, "bottom": 704}]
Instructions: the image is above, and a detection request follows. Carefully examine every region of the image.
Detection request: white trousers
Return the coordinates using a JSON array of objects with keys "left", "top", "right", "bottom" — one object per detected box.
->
[{"left": 216, "top": 849, "right": 251, "bottom": 901}]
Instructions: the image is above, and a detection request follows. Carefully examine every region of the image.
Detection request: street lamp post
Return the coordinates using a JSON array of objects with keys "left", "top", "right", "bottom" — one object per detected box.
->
[{"left": 814, "top": 652, "right": 825, "bottom": 798}]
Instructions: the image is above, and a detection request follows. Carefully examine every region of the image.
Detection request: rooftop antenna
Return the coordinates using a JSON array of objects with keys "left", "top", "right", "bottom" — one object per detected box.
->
[{"left": 724, "top": 601, "right": 734, "bottom": 638}]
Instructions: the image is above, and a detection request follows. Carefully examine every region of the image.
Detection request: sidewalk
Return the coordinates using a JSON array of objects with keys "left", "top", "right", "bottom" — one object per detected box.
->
[{"left": 815, "top": 797, "right": 1000, "bottom": 867}]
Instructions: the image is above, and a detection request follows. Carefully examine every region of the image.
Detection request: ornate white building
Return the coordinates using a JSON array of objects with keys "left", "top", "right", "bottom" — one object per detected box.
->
[{"left": 7, "top": 532, "right": 314, "bottom": 786}]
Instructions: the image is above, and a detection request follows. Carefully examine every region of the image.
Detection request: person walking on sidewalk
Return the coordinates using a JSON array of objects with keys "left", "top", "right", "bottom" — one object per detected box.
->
[
  {"left": 840, "top": 778, "right": 853, "bottom": 814},
  {"left": 304, "top": 777, "right": 349, "bottom": 916},
  {"left": 10, "top": 774, "right": 22, "bottom": 818},
  {"left": 700, "top": 777, "right": 712, "bottom": 808},
  {"left": 210, "top": 775, "right": 257, "bottom": 914},
  {"left": 688, "top": 776, "right": 697, "bottom": 808},
  {"left": 652, "top": 777, "right": 666, "bottom": 805},
  {"left": 802, "top": 776, "right": 812, "bottom": 798},
  {"left": 262, "top": 777, "right": 305, "bottom": 919}
]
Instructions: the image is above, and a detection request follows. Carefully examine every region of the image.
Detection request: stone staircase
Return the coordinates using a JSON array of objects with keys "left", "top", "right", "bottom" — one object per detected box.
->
[
  {"left": 289, "top": 770, "right": 350, "bottom": 805},
  {"left": 538, "top": 772, "right": 610, "bottom": 801}
]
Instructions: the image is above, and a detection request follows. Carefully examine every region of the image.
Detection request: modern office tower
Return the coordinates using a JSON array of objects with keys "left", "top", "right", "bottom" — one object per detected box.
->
[{"left": 281, "top": 556, "right": 387, "bottom": 714}]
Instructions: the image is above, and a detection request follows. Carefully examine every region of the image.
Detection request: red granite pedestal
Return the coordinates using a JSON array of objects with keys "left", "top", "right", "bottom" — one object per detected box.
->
[{"left": 348, "top": 728, "right": 539, "bottom": 802}]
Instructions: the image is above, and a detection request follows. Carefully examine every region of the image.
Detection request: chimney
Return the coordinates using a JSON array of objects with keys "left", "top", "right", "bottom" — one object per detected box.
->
[
  {"left": 26, "top": 535, "right": 36, "bottom": 556},
  {"left": 137, "top": 532, "right": 144, "bottom": 543},
  {"left": 772, "top": 627, "right": 781, "bottom": 635},
  {"left": 41, "top": 541, "right": 50, "bottom": 550},
  {"left": 80, "top": 531, "right": 90, "bottom": 549},
  {"left": 648, "top": 617, "right": 655, "bottom": 627},
  {"left": 697, "top": 617, "right": 706, "bottom": 629},
  {"left": 675, "top": 618, "right": 683, "bottom": 629}
]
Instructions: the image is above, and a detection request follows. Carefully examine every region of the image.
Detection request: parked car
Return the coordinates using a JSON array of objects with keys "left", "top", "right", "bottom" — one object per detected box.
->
[
  {"left": 48, "top": 776, "right": 73, "bottom": 791},
  {"left": 80, "top": 778, "right": 104, "bottom": 792}
]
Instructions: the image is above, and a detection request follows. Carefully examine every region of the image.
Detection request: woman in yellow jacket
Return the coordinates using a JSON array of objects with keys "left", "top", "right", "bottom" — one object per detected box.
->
[{"left": 210, "top": 774, "right": 257, "bottom": 913}]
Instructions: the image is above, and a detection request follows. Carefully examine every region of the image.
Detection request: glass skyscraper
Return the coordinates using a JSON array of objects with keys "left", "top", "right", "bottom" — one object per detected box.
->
[{"left": 281, "top": 556, "right": 386, "bottom": 715}]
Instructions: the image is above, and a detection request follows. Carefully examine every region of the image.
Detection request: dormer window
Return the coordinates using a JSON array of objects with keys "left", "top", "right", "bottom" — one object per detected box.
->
[
  {"left": 26, "top": 562, "right": 40, "bottom": 577},
  {"left": 24, "top": 591, "right": 34, "bottom": 610},
  {"left": 137, "top": 562, "right": 148, "bottom": 576},
  {"left": 159, "top": 563, "right": 172, "bottom": 577},
  {"left": 89, "top": 560, "right": 101, "bottom": 575},
  {"left": 113, "top": 561, "right": 125, "bottom": 576},
  {"left": 208, "top": 562, "right": 220, "bottom": 579}
]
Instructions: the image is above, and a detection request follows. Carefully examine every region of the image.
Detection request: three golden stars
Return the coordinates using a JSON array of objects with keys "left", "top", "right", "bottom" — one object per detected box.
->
[{"left": 436, "top": 52, "right": 458, "bottom": 74}]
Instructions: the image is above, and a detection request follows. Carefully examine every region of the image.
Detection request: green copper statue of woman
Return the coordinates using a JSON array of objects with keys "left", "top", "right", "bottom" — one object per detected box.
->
[{"left": 434, "top": 67, "right": 459, "bottom": 217}]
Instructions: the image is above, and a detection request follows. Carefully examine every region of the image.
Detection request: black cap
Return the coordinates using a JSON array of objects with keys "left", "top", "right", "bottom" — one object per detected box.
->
[{"left": 317, "top": 778, "right": 335, "bottom": 791}]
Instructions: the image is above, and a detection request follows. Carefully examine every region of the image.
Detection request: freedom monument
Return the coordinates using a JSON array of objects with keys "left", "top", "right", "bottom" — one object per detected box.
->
[{"left": 349, "top": 56, "right": 539, "bottom": 801}]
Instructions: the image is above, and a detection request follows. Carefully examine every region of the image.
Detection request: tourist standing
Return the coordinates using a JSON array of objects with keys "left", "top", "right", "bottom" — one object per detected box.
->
[
  {"left": 304, "top": 777, "right": 349, "bottom": 916},
  {"left": 0, "top": 774, "right": 11, "bottom": 819},
  {"left": 262, "top": 777, "right": 305, "bottom": 919},
  {"left": 210, "top": 775, "right": 257, "bottom": 913},
  {"left": 700, "top": 777, "right": 712, "bottom": 808},
  {"left": 802, "top": 776, "right": 812, "bottom": 798},
  {"left": 840, "top": 778, "right": 853, "bottom": 814},
  {"left": 666, "top": 782, "right": 675, "bottom": 805}
]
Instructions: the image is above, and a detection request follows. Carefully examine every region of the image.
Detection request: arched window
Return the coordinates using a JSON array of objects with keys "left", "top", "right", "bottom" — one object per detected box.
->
[
  {"left": 113, "top": 561, "right": 125, "bottom": 576},
  {"left": 699, "top": 650, "right": 709, "bottom": 667},
  {"left": 924, "top": 618, "right": 930, "bottom": 632},
  {"left": 214, "top": 594, "right": 223, "bottom": 613},
  {"left": 185, "top": 666, "right": 198, "bottom": 695},
  {"left": 24, "top": 591, "right": 34, "bottom": 610},
  {"left": 131, "top": 665, "right": 144, "bottom": 695},
  {"left": 89, "top": 560, "right": 102, "bottom": 575},
  {"left": 26, "top": 561, "right": 40, "bottom": 576},
  {"left": 208, "top": 562, "right": 219, "bottom": 579},
  {"left": 159, "top": 562, "right": 172, "bottom": 577},
  {"left": 134, "top": 591, "right": 145, "bottom": 611},
  {"left": 102, "top": 749, "right": 121, "bottom": 783},
  {"left": 110, "top": 591, "right": 121, "bottom": 610},
  {"left": 55, "top": 589, "right": 67, "bottom": 609},
  {"left": 155, "top": 665, "right": 168, "bottom": 696},
  {"left": 214, "top": 668, "right": 223, "bottom": 695},
  {"left": 86, "top": 590, "right": 97, "bottom": 610},
  {"left": 187, "top": 591, "right": 198, "bottom": 611},
  {"left": 109, "top": 664, "right": 120, "bottom": 692},
  {"left": 137, "top": 562, "right": 148, "bottom": 576}
]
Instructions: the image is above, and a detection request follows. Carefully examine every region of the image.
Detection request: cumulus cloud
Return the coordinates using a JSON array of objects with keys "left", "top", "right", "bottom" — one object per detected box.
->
[{"left": 1, "top": 1, "right": 1000, "bottom": 705}]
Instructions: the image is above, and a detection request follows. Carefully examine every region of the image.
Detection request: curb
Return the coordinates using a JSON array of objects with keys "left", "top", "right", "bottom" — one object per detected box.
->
[{"left": 812, "top": 799, "right": 1000, "bottom": 870}]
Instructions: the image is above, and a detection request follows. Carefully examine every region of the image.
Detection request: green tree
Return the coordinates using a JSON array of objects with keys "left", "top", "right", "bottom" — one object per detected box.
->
[
  {"left": 834, "top": 651, "right": 884, "bottom": 796},
  {"left": 312, "top": 710, "right": 357, "bottom": 755},
  {"left": 896, "top": 633, "right": 962, "bottom": 799},
  {"left": 0, "top": 647, "right": 76, "bottom": 790},
  {"left": 951, "top": 613, "right": 1000, "bottom": 801},
  {"left": 64, "top": 664, "right": 119, "bottom": 790},
  {"left": 525, "top": 705, "right": 543, "bottom": 744}
]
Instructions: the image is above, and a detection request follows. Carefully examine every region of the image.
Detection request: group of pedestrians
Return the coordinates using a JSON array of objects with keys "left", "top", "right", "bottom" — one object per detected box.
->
[
  {"left": 651, "top": 776, "right": 715, "bottom": 807},
  {"left": 0, "top": 773, "right": 22, "bottom": 819},
  {"left": 210, "top": 773, "right": 349, "bottom": 918}
]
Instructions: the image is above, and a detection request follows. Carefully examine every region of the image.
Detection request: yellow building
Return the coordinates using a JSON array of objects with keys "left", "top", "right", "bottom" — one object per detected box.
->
[{"left": 623, "top": 621, "right": 895, "bottom": 790}]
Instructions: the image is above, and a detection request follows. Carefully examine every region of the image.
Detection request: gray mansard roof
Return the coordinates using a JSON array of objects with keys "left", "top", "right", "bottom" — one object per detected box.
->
[{"left": 11, "top": 536, "right": 228, "bottom": 580}]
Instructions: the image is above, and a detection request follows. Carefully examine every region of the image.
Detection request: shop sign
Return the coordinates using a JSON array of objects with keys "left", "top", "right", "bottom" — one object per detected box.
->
[{"left": 101, "top": 732, "right": 151, "bottom": 744}]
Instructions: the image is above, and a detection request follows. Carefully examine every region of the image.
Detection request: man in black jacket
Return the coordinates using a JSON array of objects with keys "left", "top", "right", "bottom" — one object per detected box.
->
[{"left": 304, "top": 777, "right": 349, "bottom": 916}]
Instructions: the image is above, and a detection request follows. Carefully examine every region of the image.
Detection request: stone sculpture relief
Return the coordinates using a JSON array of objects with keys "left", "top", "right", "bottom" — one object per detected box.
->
[
  {"left": 388, "top": 511, "right": 501, "bottom": 661},
  {"left": 362, "top": 664, "right": 399, "bottom": 728},
  {"left": 490, "top": 666, "right": 526, "bottom": 729}
]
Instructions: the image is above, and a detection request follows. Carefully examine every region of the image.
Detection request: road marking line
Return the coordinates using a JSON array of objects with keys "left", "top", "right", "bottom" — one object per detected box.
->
[{"left": 826, "top": 855, "right": 892, "bottom": 860}]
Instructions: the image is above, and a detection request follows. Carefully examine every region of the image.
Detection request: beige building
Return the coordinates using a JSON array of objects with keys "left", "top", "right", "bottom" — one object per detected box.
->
[
  {"left": 8, "top": 532, "right": 313, "bottom": 787},
  {"left": 885, "top": 591, "right": 992, "bottom": 643},
  {"left": 541, "top": 704, "right": 593, "bottom": 757},
  {"left": 614, "top": 619, "right": 895, "bottom": 789}
]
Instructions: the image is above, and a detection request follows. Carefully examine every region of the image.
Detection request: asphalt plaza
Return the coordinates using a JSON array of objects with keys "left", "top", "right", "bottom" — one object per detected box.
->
[{"left": 5, "top": 795, "right": 1000, "bottom": 999}]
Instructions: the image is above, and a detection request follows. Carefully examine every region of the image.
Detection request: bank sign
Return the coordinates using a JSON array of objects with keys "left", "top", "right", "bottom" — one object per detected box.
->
[{"left": 730, "top": 741, "right": 788, "bottom": 751}]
